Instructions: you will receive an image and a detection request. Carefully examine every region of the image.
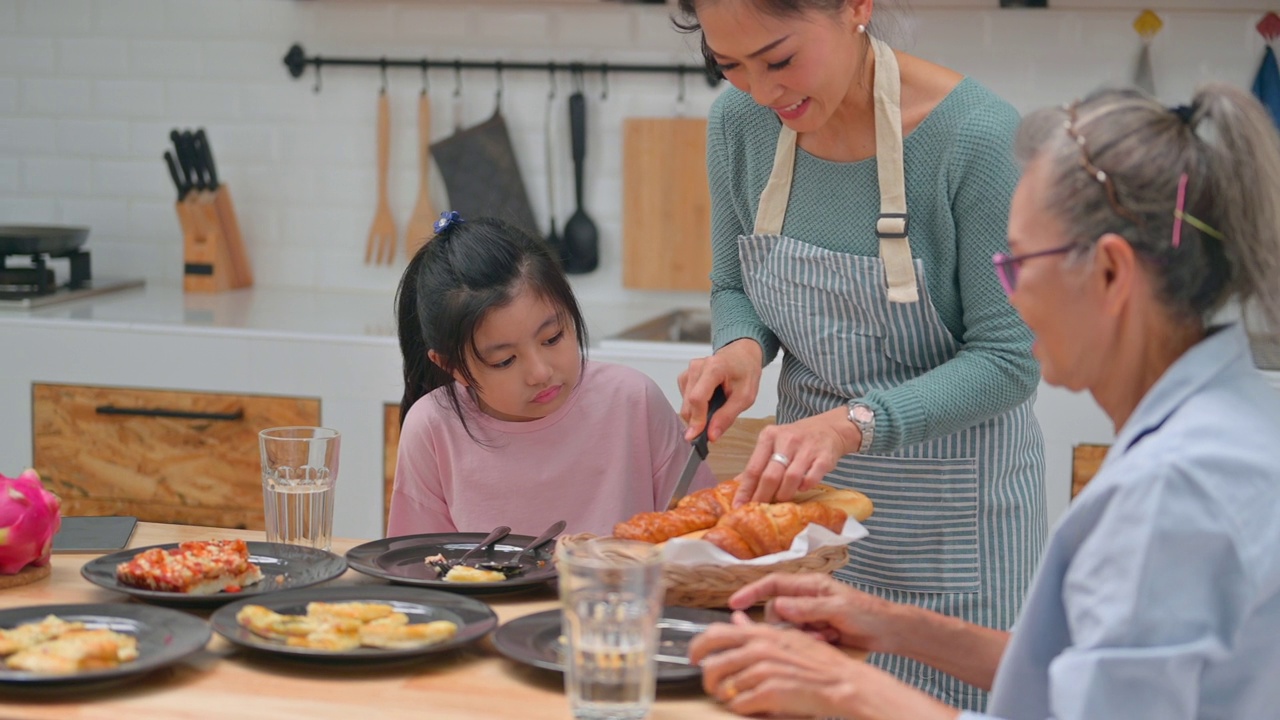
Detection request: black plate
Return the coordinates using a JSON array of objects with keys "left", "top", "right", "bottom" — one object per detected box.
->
[
  {"left": 0, "top": 225, "right": 89, "bottom": 255},
  {"left": 210, "top": 585, "right": 497, "bottom": 662},
  {"left": 492, "top": 606, "right": 731, "bottom": 683},
  {"left": 345, "top": 533, "right": 558, "bottom": 594},
  {"left": 81, "top": 541, "right": 348, "bottom": 608},
  {"left": 0, "top": 603, "right": 211, "bottom": 688}
]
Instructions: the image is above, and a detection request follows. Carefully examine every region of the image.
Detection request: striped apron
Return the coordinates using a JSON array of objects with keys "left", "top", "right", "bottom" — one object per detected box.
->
[{"left": 738, "top": 37, "right": 1046, "bottom": 712}]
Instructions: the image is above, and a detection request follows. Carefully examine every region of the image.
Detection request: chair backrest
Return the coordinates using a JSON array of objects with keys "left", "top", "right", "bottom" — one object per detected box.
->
[
  {"left": 706, "top": 416, "right": 775, "bottom": 482},
  {"left": 1071, "top": 443, "right": 1109, "bottom": 500}
]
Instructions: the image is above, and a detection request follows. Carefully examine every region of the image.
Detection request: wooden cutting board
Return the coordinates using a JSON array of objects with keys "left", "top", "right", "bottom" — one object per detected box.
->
[{"left": 622, "top": 117, "right": 712, "bottom": 291}]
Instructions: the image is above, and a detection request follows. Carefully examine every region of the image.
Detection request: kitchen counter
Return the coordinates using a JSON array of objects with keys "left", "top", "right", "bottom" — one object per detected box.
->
[
  {"left": 0, "top": 283, "right": 706, "bottom": 349},
  {"left": 0, "top": 522, "right": 737, "bottom": 720}
]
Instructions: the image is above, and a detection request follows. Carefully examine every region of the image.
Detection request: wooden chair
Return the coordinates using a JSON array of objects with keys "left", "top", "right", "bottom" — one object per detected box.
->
[
  {"left": 707, "top": 416, "right": 775, "bottom": 482},
  {"left": 1071, "top": 443, "right": 1109, "bottom": 500}
]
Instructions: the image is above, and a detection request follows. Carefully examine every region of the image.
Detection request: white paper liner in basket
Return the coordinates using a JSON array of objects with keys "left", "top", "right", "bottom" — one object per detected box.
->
[{"left": 660, "top": 517, "right": 868, "bottom": 567}]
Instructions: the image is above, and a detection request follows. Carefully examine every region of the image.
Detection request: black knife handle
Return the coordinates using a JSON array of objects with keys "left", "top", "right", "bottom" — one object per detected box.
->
[
  {"left": 164, "top": 151, "right": 186, "bottom": 201},
  {"left": 175, "top": 130, "right": 204, "bottom": 192},
  {"left": 691, "top": 385, "right": 728, "bottom": 459},
  {"left": 194, "top": 128, "right": 219, "bottom": 190}
]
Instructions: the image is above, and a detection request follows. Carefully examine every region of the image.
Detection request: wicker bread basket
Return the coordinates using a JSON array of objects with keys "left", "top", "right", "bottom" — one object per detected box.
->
[{"left": 559, "top": 533, "right": 849, "bottom": 609}]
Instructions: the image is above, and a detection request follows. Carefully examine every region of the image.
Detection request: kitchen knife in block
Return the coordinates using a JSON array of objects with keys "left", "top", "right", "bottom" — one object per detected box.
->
[
  {"left": 165, "top": 150, "right": 204, "bottom": 286},
  {"left": 622, "top": 117, "right": 712, "bottom": 291},
  {"left": 195, "top": 129, "right": 253, "bottom": 288},
  {"left": 174, "top": 130, "right": 235, "bottom": 293}
]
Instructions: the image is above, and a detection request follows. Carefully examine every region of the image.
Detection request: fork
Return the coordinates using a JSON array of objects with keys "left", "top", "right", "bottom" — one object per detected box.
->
[{"left": 365, "top": 89, "right": 397, "bottom": 265}]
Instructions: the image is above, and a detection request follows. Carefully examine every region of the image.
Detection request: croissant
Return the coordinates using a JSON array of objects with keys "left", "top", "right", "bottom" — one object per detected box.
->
[
  {"left": 612, "top": 508, "right": 719, "bottom": 544},
  {"left": 674, "top": 480, "right": 738, "bottom": 518},
  {"left": 702, "top": 502, "right": 847, "bottom": 560}
]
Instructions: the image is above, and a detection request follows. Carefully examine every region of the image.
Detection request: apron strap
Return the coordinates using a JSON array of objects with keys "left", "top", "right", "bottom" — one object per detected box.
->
[
  {"left": 750, "top": 36, "right": 918, "bottom": 303},
  {"left": 870, "top": 36, "right": 918, "bottom": 304},
  {"left": 752, "top": 126, "right": 797, "bottom": 237}
]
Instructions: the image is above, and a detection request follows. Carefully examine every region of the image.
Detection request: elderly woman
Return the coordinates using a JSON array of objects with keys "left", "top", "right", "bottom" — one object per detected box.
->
[{"left": 689, "top": 82, "right": 1280, "bottom": 720}]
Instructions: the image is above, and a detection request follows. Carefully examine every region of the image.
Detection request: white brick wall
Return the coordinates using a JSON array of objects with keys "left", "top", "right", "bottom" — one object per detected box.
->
[{"left": 1, "top": 0, "right": 1275, "bottom": 305}]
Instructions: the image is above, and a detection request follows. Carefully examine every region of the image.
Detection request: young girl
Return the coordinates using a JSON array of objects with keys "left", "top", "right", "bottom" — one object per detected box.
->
[{"left": 387, "top": 213, "right": 716, "bottom": 537}]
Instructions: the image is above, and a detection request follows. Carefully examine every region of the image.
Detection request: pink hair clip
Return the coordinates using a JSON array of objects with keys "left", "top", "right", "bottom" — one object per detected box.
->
[{"left": 1172, "top": 172, "right": 1189, "bottom": 249}]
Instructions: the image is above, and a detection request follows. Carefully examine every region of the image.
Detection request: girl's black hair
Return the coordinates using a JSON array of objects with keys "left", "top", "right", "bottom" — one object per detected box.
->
[
  {"left": 396, "top": 217, "right": 588, "bottom": 438},
  {"left": 672, "top": 0, "right": 850, "bottom": 79}
]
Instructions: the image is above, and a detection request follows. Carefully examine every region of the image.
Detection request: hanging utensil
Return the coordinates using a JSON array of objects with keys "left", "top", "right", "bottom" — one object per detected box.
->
[
  {"left": 561, "top": 70, "right": 598, "bottom": 274},
  {"left": 365, "top": 63, "right": 397, "bottom": 265},
  {"left": 543, "top": 66, "right": 568, "bottom": 265},
  {"left": 405, "top": 63, "right": 437, "bottom": 260}
]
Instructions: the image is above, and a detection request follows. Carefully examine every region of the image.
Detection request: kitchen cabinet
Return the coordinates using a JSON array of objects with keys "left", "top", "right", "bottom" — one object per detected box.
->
[{"left": 33, "top": 383, "right": 320, "bottom": 530}]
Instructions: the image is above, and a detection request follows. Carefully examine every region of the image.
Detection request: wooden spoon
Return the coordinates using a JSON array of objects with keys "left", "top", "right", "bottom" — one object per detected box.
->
[{"left": 404, "top": 90, "right": 436, "bottom": 261}]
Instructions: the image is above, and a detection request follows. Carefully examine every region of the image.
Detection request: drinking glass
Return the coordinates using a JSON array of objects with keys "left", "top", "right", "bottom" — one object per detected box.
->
[
  {"left": 258, "top": 427, "right": 339, "bottom": 552},
  {"left": 557, "top": 537, "right": 665, "bottom": 720}
]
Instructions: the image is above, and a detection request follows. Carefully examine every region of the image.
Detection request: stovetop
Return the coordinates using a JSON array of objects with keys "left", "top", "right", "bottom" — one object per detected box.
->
[{"left": 0, "top": 277, "right": 146, "bottom": 310}]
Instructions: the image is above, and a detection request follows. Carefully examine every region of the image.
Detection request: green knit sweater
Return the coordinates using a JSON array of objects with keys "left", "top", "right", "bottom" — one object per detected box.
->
[{"left": 707, "top": 79, "right": 1041, "bottom": 454}]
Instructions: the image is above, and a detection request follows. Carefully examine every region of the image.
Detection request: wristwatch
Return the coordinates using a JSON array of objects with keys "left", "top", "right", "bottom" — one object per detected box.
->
[{"left": 846, "top": 401, "right": 875, "bottom": 454}]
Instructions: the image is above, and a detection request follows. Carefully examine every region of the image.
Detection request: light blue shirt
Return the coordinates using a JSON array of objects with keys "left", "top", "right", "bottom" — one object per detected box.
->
[{"left": 961, "top": 324, "right": 1280, "bottom": 720}]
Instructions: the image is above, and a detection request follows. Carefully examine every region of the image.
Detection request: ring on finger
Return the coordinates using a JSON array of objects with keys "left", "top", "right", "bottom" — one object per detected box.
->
[
  {"left": 722, "top": 678, "right": 739, "bottom": 700},
  {"left": 769, "top": 452, "right": 791, "bottom": 468}
]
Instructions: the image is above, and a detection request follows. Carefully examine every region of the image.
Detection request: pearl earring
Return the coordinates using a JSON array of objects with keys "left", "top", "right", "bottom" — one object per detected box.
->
[{"left": 857, "top": 23, "right": 866, "bottom": 34}]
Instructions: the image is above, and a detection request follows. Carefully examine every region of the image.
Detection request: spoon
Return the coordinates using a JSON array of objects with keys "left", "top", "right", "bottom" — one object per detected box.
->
[
  {"left": 429, "top": 525, "right": 511, "bottom": 576},
  {"left": 480, "top": 519, "right": 567, "bottom": 576}
]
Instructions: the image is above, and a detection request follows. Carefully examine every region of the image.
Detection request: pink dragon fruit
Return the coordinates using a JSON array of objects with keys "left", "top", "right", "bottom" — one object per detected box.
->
[{"left": 0, "top": 469, "right": 62, "bottom": 575}]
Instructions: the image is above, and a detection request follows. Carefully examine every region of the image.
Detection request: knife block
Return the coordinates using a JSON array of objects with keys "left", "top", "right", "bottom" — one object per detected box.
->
[{"left": 179, "top": 185, "right": 252, "bottom": 293}]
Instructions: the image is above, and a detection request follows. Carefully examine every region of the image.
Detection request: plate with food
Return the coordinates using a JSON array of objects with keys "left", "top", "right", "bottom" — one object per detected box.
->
[
  {"left": 209, "top": 585, "right": 498, "bottom": 662},
  {"left": 491, "top": 606, "right": 730, "bottom": 683},
  {"left": 81, "top": 539, "right": 348, "bottom": 608},
  {"left": 0, "top": 603, "right": 211, "bottom": 688},
  {"left": 345, "top": 532, "right": 558, "bottom": 594}
]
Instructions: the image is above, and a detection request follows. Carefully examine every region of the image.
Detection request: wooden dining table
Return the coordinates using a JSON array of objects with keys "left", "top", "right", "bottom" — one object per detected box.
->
[{"left": 0, "top": 522, "right": 740, "bottom": 720}]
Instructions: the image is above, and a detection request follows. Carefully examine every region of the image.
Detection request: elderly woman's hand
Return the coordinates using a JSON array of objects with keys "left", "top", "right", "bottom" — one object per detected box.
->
[
  {"left": 679, "top": 339, "right": 764, "bottom": 443},
  {"left": 729, "top": 572, "right": 901, "bottom": 654},
  {"left": 733, "top": 408, "right": 862, "bottom": 506},
  {"left": 690, "top": 611, "right": 866, "bottom": 718}
]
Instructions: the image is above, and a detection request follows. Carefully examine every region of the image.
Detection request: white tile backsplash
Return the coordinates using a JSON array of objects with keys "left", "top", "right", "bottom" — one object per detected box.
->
[{"left": 2, "top": 0, "right": 1275, "bottom": 304}]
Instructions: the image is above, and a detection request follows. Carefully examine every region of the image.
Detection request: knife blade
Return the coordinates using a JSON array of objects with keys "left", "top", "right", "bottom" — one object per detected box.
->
[{"left": 665, "top": 385, "right": 728, "bottom": 510}]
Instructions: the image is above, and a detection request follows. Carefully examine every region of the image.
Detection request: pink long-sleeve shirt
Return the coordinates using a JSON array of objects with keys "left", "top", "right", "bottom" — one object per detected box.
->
[{"left": 386, "top": 360, "right": 716, "bottom": 537}]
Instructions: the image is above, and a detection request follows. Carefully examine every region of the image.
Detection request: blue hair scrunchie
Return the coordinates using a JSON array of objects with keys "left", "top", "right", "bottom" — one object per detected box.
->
[{"left": 434, "top": 210, "right": 464, "bottom": 235}]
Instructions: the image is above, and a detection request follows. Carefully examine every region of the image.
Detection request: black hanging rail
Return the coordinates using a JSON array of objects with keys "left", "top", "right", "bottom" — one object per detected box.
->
[{"left": 282, "top": 43, "right": 721, "bottom": 90}]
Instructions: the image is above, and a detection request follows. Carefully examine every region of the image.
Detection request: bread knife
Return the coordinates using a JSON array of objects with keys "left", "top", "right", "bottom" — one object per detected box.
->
[{"left": 664, "top": 385, "right": 728, "bottom": 511}]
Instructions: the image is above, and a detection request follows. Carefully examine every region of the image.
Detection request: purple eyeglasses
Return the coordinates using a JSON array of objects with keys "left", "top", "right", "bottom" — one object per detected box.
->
[{"left": 991, "top": 242, "right": 1078, "bottom": 296}]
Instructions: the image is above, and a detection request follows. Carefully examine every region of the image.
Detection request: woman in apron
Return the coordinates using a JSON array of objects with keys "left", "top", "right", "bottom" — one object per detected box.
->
[{"left": 674, "top": 1, "right": 1046, "bottom": 710}]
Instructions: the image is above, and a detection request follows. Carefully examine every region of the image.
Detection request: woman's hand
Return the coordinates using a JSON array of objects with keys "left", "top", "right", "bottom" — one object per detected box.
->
[
  {"left": 691, "top": 612, "right": 865, "bottom": 719},
  {"left": 689, "top": 612, "right": 960, "bottom": 720},
  {"left": 728, "top": 572, "right": 902, "bottom": 655},
  {"left": 678, "top": 339, "right": 763, "bottom": 443},
  {"left": 733, "top": 407, "right": 861, "bottom": 506}
]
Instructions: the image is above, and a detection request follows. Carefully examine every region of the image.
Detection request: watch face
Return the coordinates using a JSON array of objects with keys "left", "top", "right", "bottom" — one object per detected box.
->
[{"left": 852, "top": 405, "right": 874, "bottom": 424}]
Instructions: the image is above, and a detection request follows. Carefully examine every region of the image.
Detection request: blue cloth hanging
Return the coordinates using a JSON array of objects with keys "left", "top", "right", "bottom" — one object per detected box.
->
[{"left": 1252, "top": 46, "right": 1280, "bottom": 130}]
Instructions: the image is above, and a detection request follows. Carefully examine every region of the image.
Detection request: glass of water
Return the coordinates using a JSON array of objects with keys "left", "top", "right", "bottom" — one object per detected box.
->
[
  {"left": 557, "top": 537, "right": 665, "bottom": 720},
  {"left": 258, "top": 427, "right": 340, "bottom": 552}
]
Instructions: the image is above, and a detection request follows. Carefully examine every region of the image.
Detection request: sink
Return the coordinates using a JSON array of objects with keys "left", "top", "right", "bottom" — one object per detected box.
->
[{"left": 611, "top": 308, "right": 711, "bottom": 344}]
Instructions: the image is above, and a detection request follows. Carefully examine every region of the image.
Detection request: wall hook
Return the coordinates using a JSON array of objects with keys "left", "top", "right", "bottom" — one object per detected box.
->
[
  {"left": 453, "top": 59, "right": 463, "bottom": 98},
  {"left": 312, "top": 58, "right": 323, "bottom": 94},
  {"left": 600, "top": 63, "right": 609, "bottom": 101},
  {"left": 379, "top": 57, "right": 388, "bottom": 94},
  {"left": 1258, "top": 12, "right": 1280, "bottom": 44},
  {"left": 676, "top": 66, "right": 688, "bottom": 117},
  {"left": 547, "top": 62, "right": 557, "bottom": 101},
  {"left": 1133, "top": 9, "right": 1163, "bottom": 43},
  {"left": 420, "top": 59, "right": 430, "bottom": 95},
  {"left": 494, "top": 60, "right": 504, "bottom": 113}
]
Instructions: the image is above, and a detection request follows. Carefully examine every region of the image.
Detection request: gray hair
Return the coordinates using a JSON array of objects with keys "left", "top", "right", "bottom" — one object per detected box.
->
[{"left": 1015, "top": 84, "right": 1280, "bottom": 335}]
